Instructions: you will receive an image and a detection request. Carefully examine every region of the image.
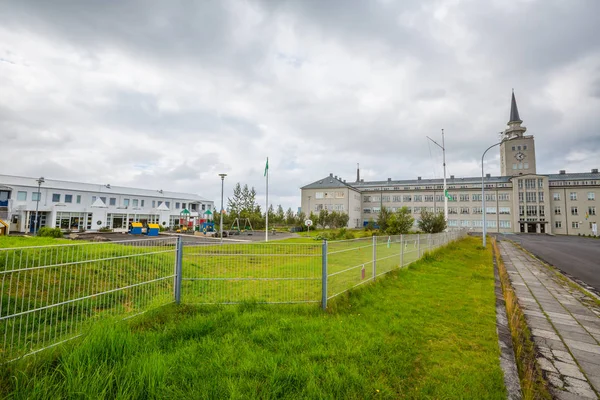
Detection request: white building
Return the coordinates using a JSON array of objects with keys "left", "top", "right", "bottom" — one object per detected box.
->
[{"left": 0, "top": 175, "right": 214, "bottom": 234}]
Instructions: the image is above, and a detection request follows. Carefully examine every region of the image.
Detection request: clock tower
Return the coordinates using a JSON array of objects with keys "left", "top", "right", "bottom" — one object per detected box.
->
[{"left": 500, "top": 91, "right": 536, "bottom": 176}]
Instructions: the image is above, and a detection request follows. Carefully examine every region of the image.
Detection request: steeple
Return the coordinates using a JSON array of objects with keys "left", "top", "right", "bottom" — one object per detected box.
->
[{"left": 509, "top": 89, "right": 522, "bottom": 124}]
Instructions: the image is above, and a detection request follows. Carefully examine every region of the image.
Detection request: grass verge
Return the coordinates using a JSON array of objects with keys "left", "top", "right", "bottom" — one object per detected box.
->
[
  {"left": 2, "top": 236, "right": 506, "bottom": 399},
  {"left": 491, "top": 238, "right": 551, "bottom": 400}
]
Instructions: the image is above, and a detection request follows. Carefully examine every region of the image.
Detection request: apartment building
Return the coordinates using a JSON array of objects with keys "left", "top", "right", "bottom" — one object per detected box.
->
[{"left": 300, "top": 93, "right": 599, "bottom": 235}]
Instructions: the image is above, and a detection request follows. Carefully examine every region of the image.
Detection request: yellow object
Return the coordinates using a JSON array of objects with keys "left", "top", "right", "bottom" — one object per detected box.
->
[
  {"left": 131, "top": 222, "right": 143, "bottom": 228},
  {"left": 0, "top": 219, "right": 8, "bottom": 236},
  {"left": 147, "top": 223, "right": 160, "bottom": 229}
]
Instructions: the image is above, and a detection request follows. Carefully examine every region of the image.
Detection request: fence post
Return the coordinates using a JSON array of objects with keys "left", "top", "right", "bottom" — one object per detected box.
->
[
  {"left": 400, "top": 234, "right": 404, "bottom": 267},
  {"left": 417, "top": 234, "right": 421, "bottom": 258},
  {"left": 322, "top": 239, "right": 328, "bottom": 311},
  {"left": 372, "top": 235, "right": 376, "bottom": 281},
  {"left": 175, "top": 236, "right": 183, "bottom": 304}
]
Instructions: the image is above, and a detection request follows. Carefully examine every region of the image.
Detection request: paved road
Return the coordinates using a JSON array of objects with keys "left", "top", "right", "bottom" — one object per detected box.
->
[{"left": 502, "top": 234, "right": 600, "bottom": 293}]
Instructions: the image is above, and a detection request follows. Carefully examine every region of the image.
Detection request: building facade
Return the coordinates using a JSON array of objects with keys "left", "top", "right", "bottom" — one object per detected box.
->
[
  {"left": 301, "top": 93, "right": 599, "bottom": 236},
  {"left": 0, "top": 175, "right": 214, "bottom": 234}
]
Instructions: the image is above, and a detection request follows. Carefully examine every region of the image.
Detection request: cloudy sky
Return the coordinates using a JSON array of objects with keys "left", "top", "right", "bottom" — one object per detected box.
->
[{"left": 1, "top": 0, "right": 599, "bottom": 211}]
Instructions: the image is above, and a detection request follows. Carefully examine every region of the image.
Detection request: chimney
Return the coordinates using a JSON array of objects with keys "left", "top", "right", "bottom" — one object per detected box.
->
[
  {"left": 356, "top": 163, "right": 360, "bottom": 182},
  {"left": 417, "top": 176, "right": 421, "bottom": 181},
  {"left": 559, "top": 170, "right": 566, "bottom": 175},
  {"left": 450, "top": 175, "right": 454, "bottom": 179},
  {"left": 329, "top": 173, "right": 333, "bottom": 177},
  {"left": 343, "top": 179, "right": 346, "bottom": 183},
  {"left": 592, "top": 168, "right": 598, "bottom": 174},
  {"left": 360, "top": 179, "right": 364, "bottom": 182},
  {"left": 334, "top": 175, "right": 337, "bottom": 179},
  {"left": 387, "top": 178, "right": 391, "bottom": 182},
  {"left": 486, "top": 173, "right": 491, "bottom": 178}
]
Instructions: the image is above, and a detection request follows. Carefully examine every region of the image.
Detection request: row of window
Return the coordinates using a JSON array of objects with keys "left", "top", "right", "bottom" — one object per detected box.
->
[
  {"left": 15, "top": 190, "right": 207, "bottom": 211},
  {"left": 314, "top": 204, "right": 345, "bottom": 211},
  {"left": 518, "top": 205, "right": 546, "bottom": 217},
  {"left": 518, "top": 192, "right": 545, "bottom": 203},
  {"left": 552, "top": 192, "right": 596, "bottom": 201},
  {"left": 554, "top": 206, "right": 596, "bottom": 216},
  {"left": 517, "top": 178, "right": 544, "bottom": 189},
  {"left": 511, "top": 145, "right": 528, "bottom": 151},
  {"left": 314, "top": 192, "right": 345, "bottom": 199},
  {"left": 554, "top": 221, "right": 597, "bottom": 229},
  {"left": 448, "top": 220, "right": 511, "bottom": 228},
  {"left": 363, "top": 206, "right": 511, "bottom": 215},
  {"left": 364, "top": 193, "right": 510, "bottom": 203}
]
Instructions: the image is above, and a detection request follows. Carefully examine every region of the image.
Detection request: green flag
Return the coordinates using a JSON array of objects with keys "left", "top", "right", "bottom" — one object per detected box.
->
[
  {"left": 444, "top": 189, "right": 453, "bottom": 201},
  {"left": 264, "top": 157, "right": 269, "bottom": 177}
]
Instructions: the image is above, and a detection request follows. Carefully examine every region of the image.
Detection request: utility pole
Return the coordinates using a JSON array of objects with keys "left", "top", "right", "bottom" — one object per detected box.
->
[{"left": 427, "top": 130, "right": 448, "bottom": 223}]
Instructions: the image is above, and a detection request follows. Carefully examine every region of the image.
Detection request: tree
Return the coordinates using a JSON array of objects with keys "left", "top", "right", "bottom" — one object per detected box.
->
[
  {"left": 227, "top": 183, "right": 243, "bottom": 218},
  {"left": 267, "top": 204, "right": 275, "bottom": 222},
  {"left": 317, "top": 209, "right": 329, "bottom": 229},
  {"left": 418, "top": 210, "right": 447, "bottom": 233},
  {"left": 285, "top": 208, "right": 295, "bottom": 225},
  {"left": 377, "top": 206, "right": 392, "bottom": 232},
  {"left": 386, "top": 206, "right": 414, "bottom": 234},
  {"left": 276, "top": 205, "right": 285, "bottom": 223},
  {"left": 335, "top": 212, "right": 349, "bottom": 228}
]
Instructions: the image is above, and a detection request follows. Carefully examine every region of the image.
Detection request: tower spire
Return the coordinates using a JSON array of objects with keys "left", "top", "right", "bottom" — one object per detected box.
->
[{"left": 509, "top": 89, "right": 522, "bottom": 123}]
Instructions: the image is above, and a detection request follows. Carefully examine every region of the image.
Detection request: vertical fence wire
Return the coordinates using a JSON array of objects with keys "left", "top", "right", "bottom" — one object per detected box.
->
[{"left": 1, "top": 237, "right": 177, "bottom": 362}]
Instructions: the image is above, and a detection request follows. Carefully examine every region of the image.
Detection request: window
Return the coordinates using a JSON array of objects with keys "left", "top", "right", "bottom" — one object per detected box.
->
[
  {"left": 392, "top": 195, "right": 402, "bottom": 202},
  {"left": 472, "top": 207, "right": 483, "bottom": 214},
  {"left": 570, "top": 192, "right": 577, "bottom": 201},
  {"left": 588, "top": 192, "right": 596, "bottom": 201},
  {"left": 485, "top": 194, "right": 496, "bottom": 201},
  {"left": 363, "top": 196, "right": 371, "bottom": 202},
  {"left": 486, "top": 207, "right": 496, "bottom": 214},
  {"left": 523, "top": 145, "right": 527, "bottom": 150},
  {"left": 413, "top": 195, "right": 422, "bottom": 202},
  {"left": 554, "top": 206, "right": 561, "bottom": 215},
  {"left": 17, "top": 191, "right": 27, "bottom": 201},
  {"left": 460, "top": 207, "right": 470, "bottom": 214},
  {"left": 518, "top": 192, "right": 524, "bottom": 203},
  {"left": 511, "top": 146, "right": 516, "bottom": 151},
  {"left": 553, "top": 193, "right": 560, "bottom": 201},
  {"left": 571, "top": 206, "right": 578, "bottom": 216},
  {"left": 152, "top": 200, "right": 156, "bottom": 208},
  {"left": 448, "top": 207, "right": 458, "bottom": 214},
  {"left": 372, "top": 207, "right": 381, "bottom": 213},
  {"left": 402, "top": 195, "right": 412, "bottom": 202},
  {"left": 498, "top": 193, "right": 510, "bottom": 201},
  {"left": 133, "top": 199, "right": 139, "bottom": 207},
  {"left": 589, "top": 206, "right": 596, "bottom": 216},
  {"left": 538, "top": 192, "right": 544, "bottom": 202},
  {"left": 526, "top": 192, "right": 536, "bottom": 202},
  {"left": 525, "top": 179, "right": 536, "bottom": 189},
  {"left": 435, "top": 195, "right": 443, "bottom": 202},
  {"left": 461, "top": 220, "right": 471, "bottom": 227},
  {"left": 512, "top": 164, "right": 517, "bottom": 170},
  {"left": 165, "top": 201, "right": 170, "bottom": 208},
  {"left": 555, "top": 221, "right": 562, "bottom": 229},
  {"left": 526, "top": 206, "right": 537, "bottom": 216},
  {"left": 500, "top": 220, "right": 511, "bottom": 228},
  {"left": 518, "top": 180, "right": 523, "bottom": 189},
  {"left": 572, "top": 221, "right": 579, "bottom": 229},
  {"left": 459, "top": 194, "right": 469, "bottom": 202},
  {"left": 472, "top": 194, "right": 482, "bottom": 201},
  {"left": 175, "top": 202, "right": 180, "bottom": 209},
  {"left": 76, "top": 195, "right": 81, "bottom": 204},
  {"left": 518, "top": 163, "right": 523, "bottom": 169},
  {"left": 65, "top": 194, "right": 73, "bottom": 203},
  {"left": 519, "top": 206, "right": 525, "bottom": 217},
  {"left": 518, "top": 146, "right": 521, "bottom": 151},
  {"left": 124, "top": 198, "right": 130, "bottom": 207},
  {"left": 181, "top": 203, "right": 186, "bottom": 209},
  {"left": 335, "top": 191, "right": 345, "bottom": 198},
  {"left": 52, "top": 193, "right": 60, "bottom": 202},
  {"left": 499, "top": 207, "right": 510, "bottom": 215},
  {"left": 315, "top": 192, "right": 324, "bottom": 199},
  {"left": 382, "top": 196, "right": 391, "bottom": 202},
  {"left": 109, "top": 198, "right": 116, "bottom": 206},
  {"left": 141, "top": 200, "right": 145, "bottom": 207},
  {"left": 486, "top": 220, "right": 497, "bottom": 228},
  {"left": 539, "top": 206, "right": 545, "bottom": 217},
  {"left": 100, "top": 197, "right": 107, "bottom": 204},
  {"left": 448, "top": 220, "right": 458, "bottom": 227},
  {"left": 473, "top": 220, "right": 483, "bottom": 228},
  {"left": 524, "top": 162, "right": 529, "bottom": 169},
  {"left": 424, "top": 195, "right": 433, "bottom": 202},
  {"left": 538, "top": 179, "right": 544, "bottom": 188}
]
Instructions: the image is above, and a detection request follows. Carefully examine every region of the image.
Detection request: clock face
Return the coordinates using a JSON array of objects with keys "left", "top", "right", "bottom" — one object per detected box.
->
[{"left": 515, "top": 152, "right": 526, "bottom": 161}]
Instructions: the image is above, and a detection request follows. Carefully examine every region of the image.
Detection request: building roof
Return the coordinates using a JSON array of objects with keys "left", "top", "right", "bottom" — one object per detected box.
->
[
  {"left": 0, "top": 174, "right": 210, "bottom": 202},
  {"left": 509, "top": 90, "right": 522, "bottom": 123},
  {"left": 301, "top": 174, "right": 356, "bottom": 190},
  {"left": 547, "top": 171, "right": 600, "bottom": 181}
]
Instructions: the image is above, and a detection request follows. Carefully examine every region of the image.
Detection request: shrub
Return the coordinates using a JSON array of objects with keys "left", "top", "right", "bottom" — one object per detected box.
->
[
  {"left": 98, "top": 226, "right": 113, "bottom": 233},
  {"left": 37, "top": 227, "right": 64, "bottom": 238}
]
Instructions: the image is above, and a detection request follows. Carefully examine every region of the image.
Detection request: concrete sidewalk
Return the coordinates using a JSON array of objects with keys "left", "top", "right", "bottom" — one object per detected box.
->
[{"left": 498, "top": 240, "right": 600, "bottom": 399}]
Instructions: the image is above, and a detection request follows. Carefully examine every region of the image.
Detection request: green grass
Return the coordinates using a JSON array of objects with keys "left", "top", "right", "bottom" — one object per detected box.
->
[
  {"left": 0, "top": 236, "right": 74, "bottom": 248},
  {"left": 1, "top": 237, "right": 506, "bottom": 399}
]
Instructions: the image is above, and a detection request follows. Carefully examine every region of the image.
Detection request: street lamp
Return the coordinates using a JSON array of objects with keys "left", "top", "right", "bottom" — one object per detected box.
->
[
  {"left": 481, "top": 136, "right": 515, "bottom": 248},
  {"left": 33, "top": 177, "right": 45, "bottom": 235},
  {"left": 218, "top": 173, "right": 227, "bottom": 244}
]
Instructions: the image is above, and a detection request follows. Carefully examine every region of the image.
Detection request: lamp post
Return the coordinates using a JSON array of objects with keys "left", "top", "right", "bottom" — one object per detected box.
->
[
  {"left": 218, "top": 173, "right": 227, "bottom": 244},
  {"left": 481, "top": 136, "right": 514, "bottom": 248},
  {"left": 427, "top": 130, "right": 448, "bottom": 223},
  {"left": 33, "top": 177, "right": 45, "bottom": 235}
]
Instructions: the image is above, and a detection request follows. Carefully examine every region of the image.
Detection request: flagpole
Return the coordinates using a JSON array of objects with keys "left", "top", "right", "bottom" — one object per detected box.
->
[
  {"left": 442, "top": 129, "right": 448, "bottom": 223},
  {"left": 265, "top": 157, "right": 269, "bottom": 242}
]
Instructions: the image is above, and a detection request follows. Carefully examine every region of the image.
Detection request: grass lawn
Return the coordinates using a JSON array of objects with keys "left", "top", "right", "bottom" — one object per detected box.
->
[{"left": 1, "top": 236, "right": 506, "bottom": 399}]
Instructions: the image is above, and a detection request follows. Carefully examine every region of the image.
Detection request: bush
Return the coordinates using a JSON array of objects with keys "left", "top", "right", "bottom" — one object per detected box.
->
[
  {"left": 98, "top": 227, "right": 113, "bottom": 233},
  {"left": 37, "top": 227, "right": 64, "bottom": 238}
]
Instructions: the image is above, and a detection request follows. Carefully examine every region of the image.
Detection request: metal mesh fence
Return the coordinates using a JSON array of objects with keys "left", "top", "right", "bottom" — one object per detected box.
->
[
  {"left": 182, "top": 242, "right": 322, "bottom": 304},
  {"left": 0, "top": 237, "right": 177, "bottom": 362}
]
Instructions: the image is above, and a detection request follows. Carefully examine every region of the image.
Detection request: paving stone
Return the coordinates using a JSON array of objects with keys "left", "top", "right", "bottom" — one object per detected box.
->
[
  {"left": 571, "top": 348, "right": 600, "bottom": 366},
  {"left": 573, "top": 314, "right": 600, "bottom": 323},
  {"left": 547, "top": 371, "right": 565, "bottom": 388},
  {"left": 547, "top": 311, "right": 576, "bottom": 322},
  {"left": 559, "top": 330, "right": 599, "bottom": 345},
  {"left": 532, "top": 328, "right": 561, "bottom": 341},
  {"left": 552, "top": 349, "right": 576, "bottom": 364},
  {"left": 564, "top": 339, "right": 600, "bottom": 355},
  {"left": 564, "top": 377, "right": 597, "bottom": 398},
  {"left": 586, "top": 375, "right": 600, "bottom": 393},
  {"left": 582, "top": 325, "right": 600, "bottom": 335},
  {"left": 553, "top": 388, "right": 593, "bottom": 400},
  {"left": 524, "top": 310, "right": 546, "bottom": 318},
  {"left": 554, "top": 361, "right": 587, "bottom": 380},
  {"left": 537, "top": 356, "right": 558, "bottom": 373},
  {"left": 555, "top": 322, "right": 593, "bottom": 335}
]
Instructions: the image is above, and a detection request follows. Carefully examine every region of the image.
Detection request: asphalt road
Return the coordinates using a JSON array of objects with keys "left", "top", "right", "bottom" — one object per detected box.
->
[{"left": 502, "top": 234, "right": 600, "bottom": 292}]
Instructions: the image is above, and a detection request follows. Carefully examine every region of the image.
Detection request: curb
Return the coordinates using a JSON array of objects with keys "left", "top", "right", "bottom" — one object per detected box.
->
[{"left": 493, "top": 247, "right": 523, "bottom": 399}]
